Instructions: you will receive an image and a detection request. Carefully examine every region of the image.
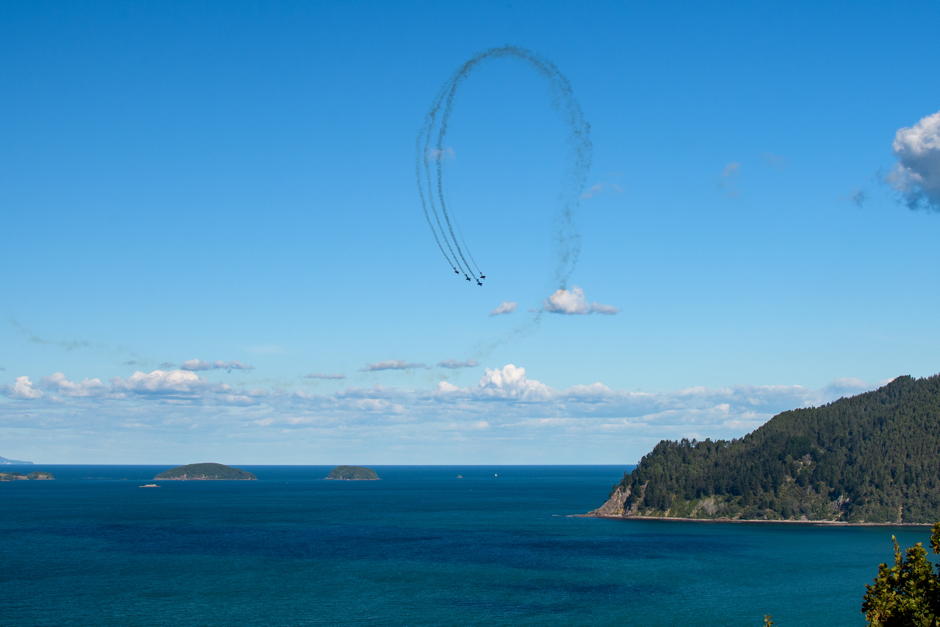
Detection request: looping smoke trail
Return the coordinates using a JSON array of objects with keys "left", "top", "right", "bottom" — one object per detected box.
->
[{"left": 416, "top": 45, "right": 592, "bottom": 288}]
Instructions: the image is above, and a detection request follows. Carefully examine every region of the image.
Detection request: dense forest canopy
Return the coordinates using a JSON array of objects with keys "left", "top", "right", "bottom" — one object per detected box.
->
[{"left": 599, "top": 375, "right": 940, "bottom": 523}]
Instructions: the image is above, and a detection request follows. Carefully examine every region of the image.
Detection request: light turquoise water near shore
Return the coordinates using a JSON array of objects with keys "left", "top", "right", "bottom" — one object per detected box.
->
[{"left": 0, "top": 465, "right": 929, "bottom": 625}]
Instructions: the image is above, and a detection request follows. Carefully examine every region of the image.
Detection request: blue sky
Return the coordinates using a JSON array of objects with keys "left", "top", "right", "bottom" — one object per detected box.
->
[{"left": 3, "top": 1, "right": 940, "bottom": 463}]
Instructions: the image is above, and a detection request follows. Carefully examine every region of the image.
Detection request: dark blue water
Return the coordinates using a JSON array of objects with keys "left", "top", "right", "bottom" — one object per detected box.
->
[{"left": 0, "top": 465, "right": 929, "bottom": 625}]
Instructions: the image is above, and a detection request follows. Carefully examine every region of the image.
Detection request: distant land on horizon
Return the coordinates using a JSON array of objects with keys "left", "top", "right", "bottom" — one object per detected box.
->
[
  {"left": 326, "top": 465, "right": 380, "bottom": 480},
  {"left": 592, "top": 374, "right": 940, "bottom": 524},
  {"left": 155, "top": 463, "right": 257, "bottom": 481},
  {"left": 0, "top": 455, "right": 33, "bottom": 465},
  {"left": 0, "top": 471, "right": 54, "bottom": 481}
]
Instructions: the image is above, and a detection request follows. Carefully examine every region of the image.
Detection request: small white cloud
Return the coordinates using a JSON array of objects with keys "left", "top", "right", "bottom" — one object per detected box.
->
[
  {"left": 437, "top": 359, "right": 478, "bottom": 369},
  {"left": 40, "top": 372, "right": 106, "bottom": 397},
  {"left": 363, "top": 360, "right": 427, "bottom": 372},
  {"left": 542, "top": 286, "right": 618, "bottom": 315},
  {"left": 889, "top": 110, "right": 940, "bottom": 211},
  {"left": 111, "top": 369, "right": 211, "bottom": 395},
  {"left": 437, "top": 381, "right": 460, "bottom": 394},
  {"left": 490, "top": 301, "right": 518, "bottom": 316},
  {"left": 5, "top": 376, "right": 43, "bottom": 400},
  {"left": 722, "top": 162, "right": 741, "bottom": 177},
  {"left": 181, "top": 359, "right": 254, "bottom": 372},
  {"left": 305, "top": 373, "right": 346, "bottom": 380}
]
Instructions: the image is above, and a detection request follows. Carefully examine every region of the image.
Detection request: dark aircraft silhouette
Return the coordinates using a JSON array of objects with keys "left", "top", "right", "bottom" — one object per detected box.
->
[
  {"left": 454, "top": 269, "right": 460, "bottom": 274},
  {"left": 465, "top": 275, "right": 471, "bottom": 282},
  {"left": 476, "top": 280, "right": 483, "bottom": 286},
  {"left": 479, "top": 274, "right": 486, "bottom": 279}
]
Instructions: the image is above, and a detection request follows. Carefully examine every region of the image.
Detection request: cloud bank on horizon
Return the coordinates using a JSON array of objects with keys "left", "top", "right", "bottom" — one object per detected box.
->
[
  {"left": 890, "top": 110, "right": 940, "bottom": 211},
  {"left": 0, "top": 365, "right": 883, "bottom": 463}
]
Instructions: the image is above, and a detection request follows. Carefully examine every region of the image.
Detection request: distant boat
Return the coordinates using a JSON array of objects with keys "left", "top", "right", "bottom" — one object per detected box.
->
[
  {"left": 138, "top": 483, "right": 159, "bottom": 488},
  {"left": 493, "top": 473, "right": 499, "bottom": 478},
  {"left": 456, "top": 474, "right": 464, "bottom": 479}
]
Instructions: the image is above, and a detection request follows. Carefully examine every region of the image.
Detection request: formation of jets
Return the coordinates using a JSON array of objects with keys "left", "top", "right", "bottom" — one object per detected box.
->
[{"left": 454, "top": 268, "right": 486, "bottom": 286}]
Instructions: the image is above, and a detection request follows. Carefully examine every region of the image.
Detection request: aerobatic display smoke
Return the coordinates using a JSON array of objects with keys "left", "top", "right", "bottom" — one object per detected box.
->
[{"left": 416, "top": 46, "right": 592, "bottom": 289}]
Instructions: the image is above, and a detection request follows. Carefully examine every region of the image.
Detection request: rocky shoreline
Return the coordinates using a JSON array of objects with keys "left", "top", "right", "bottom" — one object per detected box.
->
[
  {"left": 583, "top": 512, "right": 931, "bottom": 526},
  {"left": 584, "top": 483, "right": 931, "bottom": 526}
]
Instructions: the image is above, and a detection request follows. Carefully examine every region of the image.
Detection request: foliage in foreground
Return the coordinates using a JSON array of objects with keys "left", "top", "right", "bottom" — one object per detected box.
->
[{"left": 863, "top": 523, "right": 940, "bottom": 625}]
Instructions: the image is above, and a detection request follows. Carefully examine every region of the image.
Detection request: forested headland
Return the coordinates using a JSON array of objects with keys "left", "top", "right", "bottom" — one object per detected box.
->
[{"left": 593, "top": 375, "right": 940, "bottom": 523}]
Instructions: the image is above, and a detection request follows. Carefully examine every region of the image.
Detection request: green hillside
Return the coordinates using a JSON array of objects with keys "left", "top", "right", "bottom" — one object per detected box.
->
[{"left": 594, "top": 375, "right": 940, "bottom": 523}]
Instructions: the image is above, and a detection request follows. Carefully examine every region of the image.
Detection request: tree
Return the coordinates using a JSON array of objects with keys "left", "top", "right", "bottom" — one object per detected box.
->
[{"left": 862, "top": 523, "right": 940, "bottom": 625}]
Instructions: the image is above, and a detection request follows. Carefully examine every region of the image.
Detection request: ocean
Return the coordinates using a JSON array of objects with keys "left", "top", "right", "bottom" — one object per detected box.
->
[{"left": 0, "top": 465, "right": 929, "bottom": 625}]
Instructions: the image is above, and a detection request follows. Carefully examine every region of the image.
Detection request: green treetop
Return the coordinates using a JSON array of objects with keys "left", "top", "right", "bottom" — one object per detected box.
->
[{"left": 863, "top": 523, "right": 940, "bottom": 625}]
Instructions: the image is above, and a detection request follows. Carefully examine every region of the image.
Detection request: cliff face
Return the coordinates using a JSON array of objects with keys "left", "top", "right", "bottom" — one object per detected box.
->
[
  {"left": 591, "top": 375, "right": 940, "bottom": 524},
  {"left": 589, "top": 483, "right": 631, "bottom": 517}
]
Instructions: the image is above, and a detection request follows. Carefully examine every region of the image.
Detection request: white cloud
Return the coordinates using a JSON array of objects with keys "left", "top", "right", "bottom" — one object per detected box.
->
[
  {"left": 40, "top": 372, "right": 106, "bottom": 398},
  {"left": 363, "top": 360, "right": 427, "bottom": 372},
  {"left": 542, "top": 286, "right": 618, "bottom": 315},
  {"left": 5, "top": 376, "right": 43, "bottom": 400},
  {"left": 437, "top": 359, "right": 478, "bottom": 369},
  {"left": 475, "top": 364, "right": 552, "bottom": 400},
  {"left": 489, "top": 301, "right": 518, "bottom": 316},
  {"left": 889, "top": 110, "right": 940, "bottom": 211},
  {"left": 305, "top": 373, "right": 346, "bottom": 380},
  {"left": 111, "top": 369, "right": 216, "bottom": 396},
  {"left": 180, "top": 359, "right": 254, "bottom": 372},
  {"left": 437, "top": 381, "right": 460, "bottom": 394}
]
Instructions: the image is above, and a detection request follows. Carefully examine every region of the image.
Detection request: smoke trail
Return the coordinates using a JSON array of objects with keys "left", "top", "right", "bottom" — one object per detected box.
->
[
  {"left": 416, "top": 45, "right": 592, "bottom": 288},
  {"left": 419, "top": 87, "right": 476, "bottom": 279},
  {"left": 414, "top": 136, "right": 459, "bottom": 273}
]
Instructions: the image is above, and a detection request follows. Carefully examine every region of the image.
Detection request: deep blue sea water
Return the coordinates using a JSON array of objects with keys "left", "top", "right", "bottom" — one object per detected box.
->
[{"left": 0, "top": 465, "right": 931, "bottom": 626}]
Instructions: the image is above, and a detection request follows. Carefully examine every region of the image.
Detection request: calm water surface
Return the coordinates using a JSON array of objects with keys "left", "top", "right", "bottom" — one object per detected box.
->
[{"left": 0, "top": 465, "right": 929, "bottom": 625}]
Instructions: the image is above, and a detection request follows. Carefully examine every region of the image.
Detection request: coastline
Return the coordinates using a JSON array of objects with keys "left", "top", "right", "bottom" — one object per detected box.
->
[{"left": 581, "top": 513, "right": 932, "bottom": 527}]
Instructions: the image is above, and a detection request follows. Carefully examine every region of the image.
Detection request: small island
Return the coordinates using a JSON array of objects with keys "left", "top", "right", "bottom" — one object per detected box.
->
[
  {"left": 0, "top": 471, "right": 54, "bottom": 481},
  {"left": 154, "top": 463, "right": 256, "bottom": 481},
  {"left": 326, "top": 465, "right": 380, "bottom": 481}
]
